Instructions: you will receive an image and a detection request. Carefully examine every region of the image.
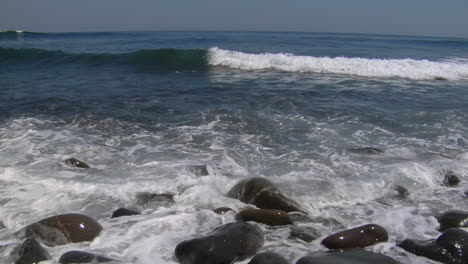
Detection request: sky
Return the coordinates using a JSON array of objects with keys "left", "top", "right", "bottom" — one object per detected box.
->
[{"left": 1, "top": 0, "right": 468, "bottom": 38}]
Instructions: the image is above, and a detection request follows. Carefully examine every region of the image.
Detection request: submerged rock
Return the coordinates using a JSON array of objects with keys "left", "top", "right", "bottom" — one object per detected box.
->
[
  {"left": 289, "top": 227, "right": 320, "bottom": 243},
  {"left": 64, "top": 158, "right": 90, "bottom": 168},
  {"left": 398, "top": 228, "right": 468, "bottom": 264},
  {"left": 15, "top": 238, "right": 50, "bottom": 264},
  {"left": 135, "top": 192, "right": 175, "bottom": 207},
  {"left": 59, "top": 250, "right": 115, "bottom": 263},
  {"left": 394, "top": 185, "right": 409, "bottom": 199},
  {"left": 437, "top": 210, "right": 468, "bottom": 231},
  {"left": 111, "top": 208, "right": 141, "bottom": 218},
  {"left": 442, "top": 170, "right": 461, "bottom": 187},
  {"left": 236, "top": 209, "right": 293, "bottom": 226},
  {"left": 296, "top": 250, "right": 400, "bottom": 264},
  {"left": 213, "top": 207, "right": 234, "bottom": 215},
  {"left": 347, "top": 147, "right": 383, "bottom": 155},
  {"left": 175, "top": 222, "right": 264, "bottom": 264},
  {"left": 17, "top": 213, "right": 102, "bottom": 246},
  {"left": 322, "top": 224, "right": 388, "bottom": 249},
  {"left": 226, "top": 178, "right": 304, "bottom": 213},
  {"left": 248, "top": 252, "right": 289, "bottom": 264},
  {"left": 187, "top": 165, "right": 209, "bottom": 176}
]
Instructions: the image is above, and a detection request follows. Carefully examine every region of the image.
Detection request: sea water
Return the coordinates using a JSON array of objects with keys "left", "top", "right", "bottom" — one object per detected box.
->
[{"left": 0, "top": 31, "right": 467, "bottom": 263}]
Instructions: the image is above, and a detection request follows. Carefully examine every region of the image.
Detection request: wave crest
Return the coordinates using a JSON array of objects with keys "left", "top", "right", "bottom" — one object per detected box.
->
[{"left": 208, "top": 47, "right": 468, "bottom": 80}]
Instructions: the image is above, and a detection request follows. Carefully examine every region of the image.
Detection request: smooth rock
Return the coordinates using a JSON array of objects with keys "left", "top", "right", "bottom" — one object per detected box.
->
[
  {"left": 15, "top": 238, "right": 50, "bottom": 264},
  {"left": 175, "top": 222, "right": 264, "bottom": 264},
  {"left": 64, "top": 158, "right": 90, "bottom": 168},
  {"left": 437, "top": 210, "right": 468, "bottom": 231},
  {"left": 322, "top": 224, "right": 388, "bottom": 249},
  {"left": 398, "top": 228, "right": 468, "bottom": 264},
  {"left": 226, "top": 178, "right": 304, "bottom": 213},
  {"left": 188, "top": 165, "right": 209, "bottom": 176},
  {"left": 213, "top": 207, "right": 234, "bottom": 215},
  {"left": 289, "top": 227, "right": 320, "bottom": 243},
  {"left": 59, "top": 250, "right": 114, "bottom": 263},
  {"left": 135, "top": 192, "right": 175, "bottom": 207},
  {"left": 248, "top": 252, "right": 289, "bottom": 264},
  {"left": 111, "top": 208, "right": 140, "bottom": 218},
  {"left": 236, "top": 209, "right": 293, "bottom": 226},
  {"left": 17, "top": 213, "right": 102, "bottom": 246},
  {"left": 347, "top": 147, "right": 383, "bottom": 155},
  {"left": 296, "top": 250, "right": 400, "bottom": 264}
]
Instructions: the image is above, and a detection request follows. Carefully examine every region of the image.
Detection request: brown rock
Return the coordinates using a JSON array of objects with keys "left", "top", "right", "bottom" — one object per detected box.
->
[
  {"left": 17, "top": 213, "right": 102, "bottom": 246},
  {"left": 236, "top": 209, "right": 293, "bottom": 226},
  {"left": 322, "top": 224, "right": 388, "bottom": 249},
  {"left": 226, "top": 178, "right": 304, "bottom": 213}
]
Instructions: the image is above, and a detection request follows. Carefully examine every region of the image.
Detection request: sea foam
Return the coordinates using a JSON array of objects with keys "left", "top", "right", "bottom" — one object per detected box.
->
[{"left": 208, "top": 47, "right": 468, "bottom": 80}]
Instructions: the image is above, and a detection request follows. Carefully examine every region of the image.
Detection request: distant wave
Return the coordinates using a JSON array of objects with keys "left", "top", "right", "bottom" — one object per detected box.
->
[
  {"left": 208, "top": 47, "right": 468, "bottom": 80},
  {"left": 2, "top": 46, "right": 468, "bottom": 79},
  {"left": 0, "top": 47, "right": 208, "bottom": 72}
]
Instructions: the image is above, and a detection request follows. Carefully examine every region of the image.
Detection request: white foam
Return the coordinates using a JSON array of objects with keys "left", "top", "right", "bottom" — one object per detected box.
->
[{"left": 208, "top": 47, "right": 468, "bottom": 80}]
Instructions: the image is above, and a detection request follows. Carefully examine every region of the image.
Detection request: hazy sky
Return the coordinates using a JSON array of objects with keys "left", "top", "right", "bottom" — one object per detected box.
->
[{"left": 2, "top": 0, "right": 468, "bottom": 38}]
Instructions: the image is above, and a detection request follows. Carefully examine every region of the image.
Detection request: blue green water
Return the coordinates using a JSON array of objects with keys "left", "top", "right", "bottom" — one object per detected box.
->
[{"left": 0, "top": 31, "right": 467, "bottom": 263}]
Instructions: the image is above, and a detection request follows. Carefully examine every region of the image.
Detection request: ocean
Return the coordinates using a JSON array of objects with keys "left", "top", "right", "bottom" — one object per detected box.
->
[{"left": 0, "top": 31, "right": 467, "bottom": 263}]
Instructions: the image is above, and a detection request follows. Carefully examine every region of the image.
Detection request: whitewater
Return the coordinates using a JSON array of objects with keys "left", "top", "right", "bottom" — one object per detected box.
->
[{"left": 0, "top": 31, "right": 467, "bottom": 264}]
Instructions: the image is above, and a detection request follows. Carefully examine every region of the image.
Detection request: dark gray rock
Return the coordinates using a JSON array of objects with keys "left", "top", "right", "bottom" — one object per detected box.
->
[
  {"left": 188, "top": 165, "right": 209, "bottom": 176},
  {"left": 17, "top": 213, "right": 102, "bottom": 246},
  {"left": 442, "top": 171, "right": 461, "bottom": 187},
  {"left": 59, "top": 250, "right": 115, "bottom": 263},
  {"left": 296, "top": 250, "right": 400, "bottom": 264},
  {"left": 175, "top": 222, "right": 264, "bottom": 264},
  {"left": 111, "top": 208, "right": 140, "bottom": 218},
  {"left": 135, "top": 192, "right": 175, "bottom": 207},
  {"left": 347, "top": 147, "right": 383, "bottom": 155},
  {"left": 394, "top": 185, "right": 409, "bottom": 199},
  {"left": 398, "top": 228, "right": 468, "bottom": 264},
  {"left": 322, "top": 224, "right": 388, "bottom": 249},
  {"left": 15, "top": 238, "right": 50, "bottom": 264},
  {"left": 236, "top": 209, "right": 293, "bottom": 226},
  {"left": 437, "top": 210, "right": 468, "bottom": 231},
  {"left": 248, "top": 252, "right": 289, "bottom": 264},
  {"left": 289, "top": 227, "right": 320, "bottom": 243},
  {"left": 226, "top": 178, "right": 304, "bottom": 213},
  {"left": 213, "top": 207, "right": 234, "bottom": 215},
  {"left": 64, "top": 158, "right": 90, "bottom": 168}
]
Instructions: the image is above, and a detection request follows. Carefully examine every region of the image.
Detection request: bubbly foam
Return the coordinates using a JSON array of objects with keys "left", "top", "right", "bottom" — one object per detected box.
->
[{"left": 208, "top": 47, "right": 468, "bottom": 80}]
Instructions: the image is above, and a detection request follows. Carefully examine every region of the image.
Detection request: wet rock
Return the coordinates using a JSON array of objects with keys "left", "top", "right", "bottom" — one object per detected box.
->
[
  {"left": 17, "top": 213, "right": 103, "bottom": 246},
  {"left": 437, "top": 210, "right": 468, "bottom": 231},
  {"left": 15, "top": 238, "right": 50, "bottom": 264},
  {"left": 442, "top": 170, "right": 461, "bottom": 187},
  {"left": 111, "top": 208, "right": 140, "bottom": 218},
  {"left": 135, "top": 192, "right": 175, "bottom": 207},
  {"left": 347, "top": 147, "right": 383, "bottom": 155},
  {"left": 236, "top": 209, "right": 293, "bottom": 226},
  {"left": 248, "top": 252, "right": 289, "bottom": 264},
  {"left": 59, "top": 250, "right": 115, "bottom": 263},
  {"left": 188, "top": 165, "right": 209, "bottom": 176},
  {"left": 213, "top": 207, "right": 234, "bottom": 215},
  {"left": 175, "top": 222, "right": 264, "bottom": 264},
  {"left": 289, "top": 227, "right": 320, "bottom": 243},
  {"left": 322, "top": 224, "right": 388, "bottom": 249},
  {"left": 0, "top": 220, "right": 5, "bottom": 229},
  {"left": 296, "top": 250, "right": 400, "bottom": 264},
  {"left": 64, "top": 158, "right": 90, "bottom": 168},
  {"left": 226, "top": 178, "right": 304, "bottom": 213},
  {"left": 398, "top": 228, "right": 468, "bottom": 264},
  {"left": 394, "top": 185, "right": 409, "bottom": 199},
  {"left": 435, "top": 77, "right": 448, "bottom": 81}
]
